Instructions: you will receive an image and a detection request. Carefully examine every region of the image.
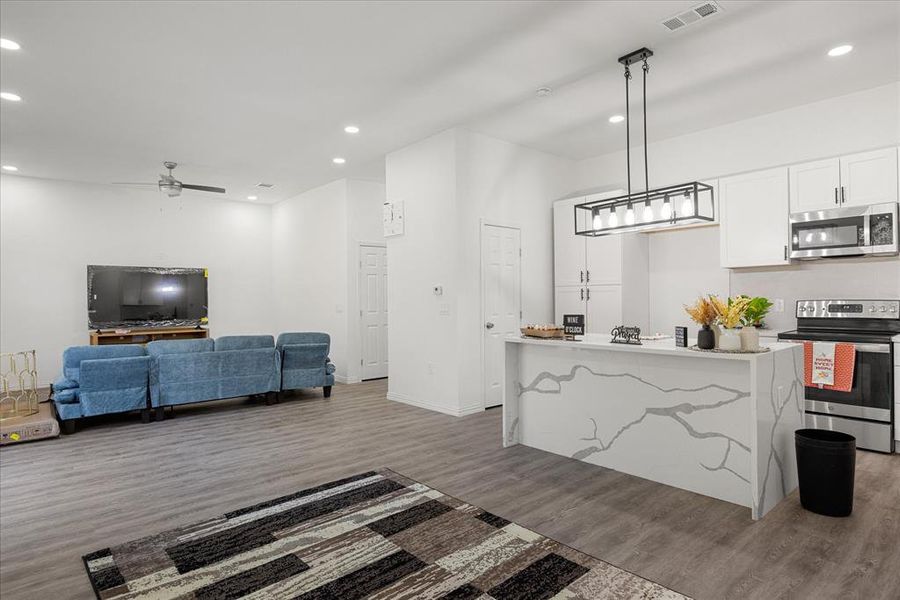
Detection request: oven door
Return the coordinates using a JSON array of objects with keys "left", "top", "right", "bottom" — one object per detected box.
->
[{"left": 804, "top": 342, "right": 893, "bottom": 422}]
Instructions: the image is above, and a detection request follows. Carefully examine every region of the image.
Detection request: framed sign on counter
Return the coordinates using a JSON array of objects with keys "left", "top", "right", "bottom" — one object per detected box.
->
[{"left": 563, "top": 314, "right": 585, "bottom": 339}]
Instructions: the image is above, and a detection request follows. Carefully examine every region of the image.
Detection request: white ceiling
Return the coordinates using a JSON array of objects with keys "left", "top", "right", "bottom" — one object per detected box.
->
[{"left": 1, "top": 1, "right": 898, "bottom": 204}]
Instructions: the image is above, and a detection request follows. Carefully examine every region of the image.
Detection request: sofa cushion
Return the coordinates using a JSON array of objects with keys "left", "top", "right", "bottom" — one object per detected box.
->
[
  {"left": 53, "top": 388, "right": 78, "bottom": 404},
  {"left": 147, "top": 338, "right": 215, "bottom": 357},
  {"left": 53, "top": 376, "right": 78, "bottom": 391},
  {"left": 277, "top": 332, "right": 330, "bottom": 349},
  {"left": 62, "top": 344, "right": 145, "bottom": 381},
  {"left": 215, "top": 335, "right": 274, "bottom": 352}
]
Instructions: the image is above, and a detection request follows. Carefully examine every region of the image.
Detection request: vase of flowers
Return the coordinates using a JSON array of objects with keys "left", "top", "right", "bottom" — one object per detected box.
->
[
  {"left": 684, "top": 296, "right": 717, "bottom": 349},
  {"left": 739, "top": 296, "right": 773, "bottom": 351},
  {"left": 710, "top": 295, "right": 750, "bottom": 351}
]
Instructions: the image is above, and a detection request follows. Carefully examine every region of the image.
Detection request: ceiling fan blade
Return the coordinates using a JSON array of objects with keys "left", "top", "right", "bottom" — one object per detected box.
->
[
  {"left": 181, "top": 183, "right": 226, "bottom": 194},
  {"left": 112, "top": 182, "right": 158, "bottom": 186}
]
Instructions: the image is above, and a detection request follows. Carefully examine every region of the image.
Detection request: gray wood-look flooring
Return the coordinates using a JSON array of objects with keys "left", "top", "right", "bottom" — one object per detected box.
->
[{"left": 1, "top": 380, "right": 898, "bottom": 599}]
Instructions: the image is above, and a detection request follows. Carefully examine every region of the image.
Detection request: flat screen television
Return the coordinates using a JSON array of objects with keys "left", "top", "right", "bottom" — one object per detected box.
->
[{"left": 87, "top": 265, "right": 208, "bottom": 329}]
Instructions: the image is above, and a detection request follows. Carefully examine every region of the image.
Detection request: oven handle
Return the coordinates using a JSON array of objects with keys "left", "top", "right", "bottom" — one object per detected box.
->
[{"left": 852, "top": 343, "right": 890, "bottom": 354}]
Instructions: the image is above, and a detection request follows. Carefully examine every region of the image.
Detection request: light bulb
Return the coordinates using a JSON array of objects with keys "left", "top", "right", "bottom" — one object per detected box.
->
[
  {"left": 805, "top": 233, "right": 813, "bottom": 243},
  {"left": 625, "top": 205, "right": 635, "bottom": 225},
  {"left": 681, "top": 193, "right": 694, "bottom": 216},
  {"left": 819, "top": 231, "right": 827, "bottom": 241},
  {"left": 661, "top": 199, "right": 672, "bottom": 219},
  {"left": 642, "top": 203, "right": 654, "bottom": 222},
  {"left": 607, "top": 207, "right": 618, "bottom": 228},
  {"left": 592, "top": 211, "right": 603, "bottom": 230}
]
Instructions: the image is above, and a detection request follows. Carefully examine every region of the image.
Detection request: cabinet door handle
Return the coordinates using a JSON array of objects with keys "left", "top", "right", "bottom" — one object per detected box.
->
[
  {"left": 840, "top": 186, "right": 845, "bottom": 204},
  {"left": 585, "top": 270, "right": 590, "bottom": 282},
  {"left": 580, "top": 288, "right": 584, "bottom": 301},
  {"left": 784, "top": 245, "right": 788, "bottom": 261},
  {"left": 834, "top": 187, "right": 839, "bottom": 204},
  {"left": 586, "top": 288, "right": 591, "bottom": 301},
  {"left": 580, "top": 270, "right": 584, "bottom": 283}
]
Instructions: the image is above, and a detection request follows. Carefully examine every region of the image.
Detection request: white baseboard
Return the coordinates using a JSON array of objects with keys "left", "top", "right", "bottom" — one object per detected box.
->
[
  {"left": 334, "top": 374, "right": 361, "bottom": 385},
  {"left": 386, "top": 391, "right": 484, "bottom": 417}
]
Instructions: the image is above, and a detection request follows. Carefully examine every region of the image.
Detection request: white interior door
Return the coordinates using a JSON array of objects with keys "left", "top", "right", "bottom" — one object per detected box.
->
[
  {"left": 482, "top": 224, "right": 521, "bottom": 408},
  {"left": 359, "top": 244, "right": 388, "bottom": 380}
]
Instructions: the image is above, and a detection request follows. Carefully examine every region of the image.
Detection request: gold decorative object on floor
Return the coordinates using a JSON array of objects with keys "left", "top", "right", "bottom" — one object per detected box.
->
[{"left": 0, "top": 350, "right": 39, "bottom": 421}]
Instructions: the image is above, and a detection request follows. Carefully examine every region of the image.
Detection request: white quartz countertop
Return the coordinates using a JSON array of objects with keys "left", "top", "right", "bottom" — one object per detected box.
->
[{"left": 507, "top": 333, "right": 800, "bottom": 361}]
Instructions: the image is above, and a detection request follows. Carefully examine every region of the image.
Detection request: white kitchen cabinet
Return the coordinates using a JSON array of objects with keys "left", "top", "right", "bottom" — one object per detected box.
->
[
  {"left": 554, "top": 286, "right": 586, "bottom": 325},
  {"left": 719, "top": 167, "right": 790, "bottom": 268},
  {"left": 789, "top": 158, "right": 841, "bottom": 212},
  {"left": 553, "top": 197, "right": 586, "bottom": 287},
  {"left": 787, "top": 148, "right": 898, "bottom": 212},
  {"left": 585, "top": 285, "right": 623, "bottom": 334},
  {"left": 553, "top": 191, "right": 648, "bottom": 332},
  {"left": 840, "top": 148, "right": 898, "bottom": 207},
  {"left": 585, "top": 234, "right": 623, "bottom": 285}
]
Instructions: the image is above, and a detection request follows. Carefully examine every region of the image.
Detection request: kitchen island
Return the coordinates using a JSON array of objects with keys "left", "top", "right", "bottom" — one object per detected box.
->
[{"left": 503, "top": 334, "right": 804, "bottom": 519}]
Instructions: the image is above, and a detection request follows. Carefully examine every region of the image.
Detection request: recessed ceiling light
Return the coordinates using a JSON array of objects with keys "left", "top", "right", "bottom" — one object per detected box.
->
[
  {"left": 247, "top": 195, "right": 258, "bottom": 201},
  {"left": 536, "top": 87, "right": 552, "bottom": 97},
  {"left": 0, "top": 92, "right": 22, "bottom": 102},
  {"left": 1, "top": 165, "right": 18, "bottom": 172},
  {"left": 828, "top": 44, "right": 853, "bottom": 57},
  {"left": 344, "top": 125, "right": 360, "bottom": 134},
  {"left": 608, "top": 114, "right": 625, "bottom": 123},
  {"left": 0, "top": 38, "right": 21, "bottom": 51},
  {"left": 332, "top": 157, "right": 346, "bottom": 165}
]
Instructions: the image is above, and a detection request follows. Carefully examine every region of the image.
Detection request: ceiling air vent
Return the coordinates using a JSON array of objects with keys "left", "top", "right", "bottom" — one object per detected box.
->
[
  {"left": 661, "top": 1, "right": 723, "bottom": 32},
  {"left": 255, "top": 182, "right": 275, "bottom": 189}
]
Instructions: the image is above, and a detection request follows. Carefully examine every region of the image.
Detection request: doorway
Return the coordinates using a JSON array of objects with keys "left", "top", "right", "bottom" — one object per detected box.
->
[
  {"left": 359, "top": 243, "right": 388, "bottom": 380},
  {"left": 480, "top": 223, "right": 521, "bottom": 409}
]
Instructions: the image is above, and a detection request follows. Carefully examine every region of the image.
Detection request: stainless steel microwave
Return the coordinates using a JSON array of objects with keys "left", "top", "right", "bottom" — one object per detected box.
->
[{"left": 790, "top": 202, "right": 898, "bottom": 259}]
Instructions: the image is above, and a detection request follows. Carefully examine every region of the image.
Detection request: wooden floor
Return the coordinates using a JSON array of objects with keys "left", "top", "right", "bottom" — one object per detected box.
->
[{"left": 1, "top": 379, "right": 898, "bottom": 600}]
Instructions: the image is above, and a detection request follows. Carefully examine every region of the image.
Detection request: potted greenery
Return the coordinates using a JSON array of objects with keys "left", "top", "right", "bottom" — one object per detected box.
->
[
  {"left": 684, "top": 296, "right": 717, "bottom": 349},
  {"left": 710, "top": 295, "right": 750, "bottom": 351},
  {"left": 740, "top": 296, "right": 773, "bottom": 351}
]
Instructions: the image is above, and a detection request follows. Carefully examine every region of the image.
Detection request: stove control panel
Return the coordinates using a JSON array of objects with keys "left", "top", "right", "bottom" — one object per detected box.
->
[{"left": 797, "top": 299, "right": 900, "bottom": 319}]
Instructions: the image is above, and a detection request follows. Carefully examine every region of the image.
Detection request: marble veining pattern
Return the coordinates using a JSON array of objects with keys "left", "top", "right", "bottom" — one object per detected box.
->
[{"left": 504, "top": 341, "right": 805, "bottom": 519}]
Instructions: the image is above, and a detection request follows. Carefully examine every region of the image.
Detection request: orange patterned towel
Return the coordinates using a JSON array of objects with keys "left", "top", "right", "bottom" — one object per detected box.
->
[{"left": 803, "top": 341, "right": 856, "bottom": 392}]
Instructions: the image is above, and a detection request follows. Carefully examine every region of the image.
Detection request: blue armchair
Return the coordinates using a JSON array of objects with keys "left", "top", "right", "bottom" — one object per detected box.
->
[
  {"left": 276, "top": 332, "right": 335, "bottom": 398},
  {"left": 51, "top": 345, "right": 151, "bottom": 433},
  {"left": 148, "top": 336, "right": 279, "bottom": 418}
]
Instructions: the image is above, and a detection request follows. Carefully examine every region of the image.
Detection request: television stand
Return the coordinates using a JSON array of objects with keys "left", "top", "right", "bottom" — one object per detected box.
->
[{"left": 89, "top": 327, "right": 209, "bottom": 346}]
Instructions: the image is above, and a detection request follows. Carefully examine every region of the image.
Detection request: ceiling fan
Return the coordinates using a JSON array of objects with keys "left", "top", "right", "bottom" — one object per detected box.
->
[{"left": 114, "top": 162, "right": 226, "bottom": 198}]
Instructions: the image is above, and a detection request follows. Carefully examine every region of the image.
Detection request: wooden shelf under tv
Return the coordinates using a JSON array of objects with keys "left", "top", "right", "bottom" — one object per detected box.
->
[{"left": 89, "top": 327, "right": 209, "bottom": 346}]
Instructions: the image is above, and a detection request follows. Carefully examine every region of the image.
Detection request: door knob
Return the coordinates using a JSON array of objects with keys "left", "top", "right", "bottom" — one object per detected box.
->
[{"left": 485, "top": 322, "right": 495, "bottom": 329}]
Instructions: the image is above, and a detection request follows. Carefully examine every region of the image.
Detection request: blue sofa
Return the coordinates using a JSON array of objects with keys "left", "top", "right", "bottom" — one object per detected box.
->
[
  {"left": 148, "top": 335, "right": 280, "bottom": 419},
  {"left": 276, "top": 332, "right": 335, "bottom": 398},
  {"left": 51, "top": 345, "right": 151, "bottom": 433}
]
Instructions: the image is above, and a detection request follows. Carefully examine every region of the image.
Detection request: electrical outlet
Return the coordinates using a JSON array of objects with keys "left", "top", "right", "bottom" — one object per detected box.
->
[
  {"left": 773, "top": 299, "right": 785, "bottom": 313},
  {"left": 439, "top": 303, "right": 450, "bottom": 316}
]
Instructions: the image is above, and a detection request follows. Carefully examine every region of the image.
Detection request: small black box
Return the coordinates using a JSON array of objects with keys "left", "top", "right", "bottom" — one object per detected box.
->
[{"left": 675, "top": 326, "right": 688, "bottom": 347}]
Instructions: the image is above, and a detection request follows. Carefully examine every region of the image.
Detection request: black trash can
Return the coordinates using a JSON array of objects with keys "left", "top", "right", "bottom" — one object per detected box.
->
[{"left": 795, "top": 429, "right": 856, "bottom": 517}]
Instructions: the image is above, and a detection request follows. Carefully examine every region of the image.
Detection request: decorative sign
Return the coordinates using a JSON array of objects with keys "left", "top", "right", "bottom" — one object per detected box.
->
[
  {"left": 563, "top": 314, "right": 585, "bottom": 337},
  {"left": 383, "top": 200, "right": 405, "bottom": 237},
  {"left": 610, "top": 325, "right": 642, "bottom": 345},
  {"left": 675, "top": 326, "right": 688, "bottom": 348}
]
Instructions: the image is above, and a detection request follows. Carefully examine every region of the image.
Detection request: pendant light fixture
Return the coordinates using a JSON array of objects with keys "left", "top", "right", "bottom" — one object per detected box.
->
[{"left": 575, "top": 47, "right": 715, "bottom": 236}]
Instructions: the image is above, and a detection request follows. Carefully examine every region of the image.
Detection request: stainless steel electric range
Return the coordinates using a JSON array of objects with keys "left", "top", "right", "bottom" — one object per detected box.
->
[{"left": 778, "top": 299, "right": 898, "bottom": 453}]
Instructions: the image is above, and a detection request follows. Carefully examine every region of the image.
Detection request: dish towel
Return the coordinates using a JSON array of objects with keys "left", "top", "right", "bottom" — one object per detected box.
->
[{"left": 803, "top": 341, "right": 856, "bottom": 392}]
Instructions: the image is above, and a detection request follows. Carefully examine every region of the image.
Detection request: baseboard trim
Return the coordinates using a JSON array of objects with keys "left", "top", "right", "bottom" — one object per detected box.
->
[
  {"left": 386, "top": 392, "right": 484, "bottom": 417},
  {"left": 334, "top": 374, "right": 361, "bottom": 385}
]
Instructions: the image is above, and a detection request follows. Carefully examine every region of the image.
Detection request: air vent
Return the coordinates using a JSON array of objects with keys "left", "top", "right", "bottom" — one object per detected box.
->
[
  {"left": 255, "top": 182, "right": 275, "bottom": 189},
  {"left": 662, "top": 1, "right": 723, "bottom": 32}
]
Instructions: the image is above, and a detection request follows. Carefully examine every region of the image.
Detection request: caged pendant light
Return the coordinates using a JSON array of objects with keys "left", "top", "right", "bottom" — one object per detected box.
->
[{"left": 576, "top": 48, "right": 714, "bottom": 236}]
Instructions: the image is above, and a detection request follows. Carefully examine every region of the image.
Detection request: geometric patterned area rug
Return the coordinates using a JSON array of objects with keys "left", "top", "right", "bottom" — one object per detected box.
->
[{"left": 83, "top": 468, "right": 691, "bottom": 599}]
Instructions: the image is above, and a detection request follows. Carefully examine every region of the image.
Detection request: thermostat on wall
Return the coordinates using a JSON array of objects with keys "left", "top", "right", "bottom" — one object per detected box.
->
[{"left": 433, "top": 285, "right": 443, "bottom": 296}]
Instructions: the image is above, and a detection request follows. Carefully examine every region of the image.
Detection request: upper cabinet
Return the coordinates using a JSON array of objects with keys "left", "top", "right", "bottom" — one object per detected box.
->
[
  {"left": 840, "top": 148, "right": 898, "bottom": 207},
  {"left": 789, "top": 148, "right": 898, "bottom": 212},
  {"left": 552, "top": 197, "right": 586, "bottom": 287},
  {"left": 719, "top": 167, "right": 790, "bottom": 268}
]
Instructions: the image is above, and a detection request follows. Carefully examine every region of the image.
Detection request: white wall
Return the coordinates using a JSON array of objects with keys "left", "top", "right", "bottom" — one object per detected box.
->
[
  {"left": 0, "top": 175, "right": 274, "bottom": 385},
  {"left": 455, "top": 130, "right": 574, "bottom": 413},
  {"left": 385, "top": 129, "right": 574, "bottom": 415},
  {"left": 575, "top": 83, "right": 900, "bottom": 334},
  {"left": 271, "top": 178, "right": 385, "bottom": 383}
]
